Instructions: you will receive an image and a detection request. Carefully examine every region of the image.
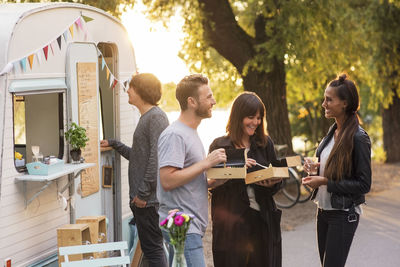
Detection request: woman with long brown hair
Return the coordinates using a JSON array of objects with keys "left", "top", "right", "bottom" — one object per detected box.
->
[
  {"left": 302, "top": 73, "right": 371, "bottom": 267},
  {"left": 209, "top": 92, "right": 284, "bottom": 267}
]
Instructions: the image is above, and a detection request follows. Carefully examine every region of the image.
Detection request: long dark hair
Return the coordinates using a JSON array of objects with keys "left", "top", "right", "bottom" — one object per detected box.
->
[
  {"left": 226, "top": 92, "right": 268, "bottom": 147},
  {"left": 324, "top": 73, "right": 360, "bottom": 181}
]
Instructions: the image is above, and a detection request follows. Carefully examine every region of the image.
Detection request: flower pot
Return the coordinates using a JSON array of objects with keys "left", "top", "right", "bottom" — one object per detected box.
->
[{"left": 70, "top": 149, "right": 81, "bottom": 163}]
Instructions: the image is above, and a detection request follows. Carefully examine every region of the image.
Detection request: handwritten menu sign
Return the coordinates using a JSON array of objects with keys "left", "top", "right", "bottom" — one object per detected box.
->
[{"left": 77, "top": 62, "right": 99, "bottom": 197}]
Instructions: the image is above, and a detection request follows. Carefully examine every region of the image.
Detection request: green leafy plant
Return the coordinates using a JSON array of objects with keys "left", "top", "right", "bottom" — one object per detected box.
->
[{"left": 65, "top": 122, "right": 89, "bottom": 151}]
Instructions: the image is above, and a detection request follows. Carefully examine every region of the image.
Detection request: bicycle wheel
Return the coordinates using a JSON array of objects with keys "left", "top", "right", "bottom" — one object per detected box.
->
[
  {"left": 274, "top": 170, "right": 300, "bottom": 209},
  {"left": 287, "top": 167, "right": 313, "bottom": 203}
]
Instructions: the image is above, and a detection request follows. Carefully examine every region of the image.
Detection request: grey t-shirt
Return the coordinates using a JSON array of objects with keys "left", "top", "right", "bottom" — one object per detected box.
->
[{"left": 157, "top": 120, "right": 208, "bottom": 236}]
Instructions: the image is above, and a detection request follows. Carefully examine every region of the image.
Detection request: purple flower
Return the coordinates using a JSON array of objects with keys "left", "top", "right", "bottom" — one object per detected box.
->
[
  {"left": 160, "top": 218, "right": 168, "bottom": 226},
  {"left": 174, "top": 215, "right": 185, "bottom": 226}
]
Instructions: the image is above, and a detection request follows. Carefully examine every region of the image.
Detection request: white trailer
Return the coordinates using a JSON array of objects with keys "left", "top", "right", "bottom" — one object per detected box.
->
[{"left": 0, "top": 3, "right": 139, "bottom": 266}]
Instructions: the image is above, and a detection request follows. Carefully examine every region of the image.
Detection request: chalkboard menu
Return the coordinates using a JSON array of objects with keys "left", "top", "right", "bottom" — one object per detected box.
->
[{"left": 76, "top": 62, "right": 99, "bottom": 197}]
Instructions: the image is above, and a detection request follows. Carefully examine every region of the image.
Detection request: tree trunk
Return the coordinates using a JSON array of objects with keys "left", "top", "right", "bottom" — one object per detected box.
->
[
  {"left": 382, "top": 89, "right": 400, "bottom": 162},
  {"left": 243, "top": 58, "right": 293, "bottom": 154}
]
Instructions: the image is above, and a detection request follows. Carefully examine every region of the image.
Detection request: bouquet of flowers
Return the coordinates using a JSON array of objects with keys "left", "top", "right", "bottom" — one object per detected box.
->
[{"left": 160, "top": 209, "right": 193, "bottom": 267}]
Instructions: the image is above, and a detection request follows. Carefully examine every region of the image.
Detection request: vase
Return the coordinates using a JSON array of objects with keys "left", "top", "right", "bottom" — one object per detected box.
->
[
  {"left": 70, "top": 149, "right": 81, "bottom": 163},
  {"left": 172, "top": 244, "right": 187, "bottom": 267}
]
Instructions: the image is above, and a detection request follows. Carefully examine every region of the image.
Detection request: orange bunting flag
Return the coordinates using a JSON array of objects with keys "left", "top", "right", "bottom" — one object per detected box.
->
[
  {"left": 106, "top": 68, "right": 110, "bottom": 80},
  {"left": 28, "top": 54, "right": 34, "bottom": 69},
  {"left": 43, "top": 46, "right": 49, "bottom": 60},
  {"left": 69, "top": 25, "right": 74, "bottom": 38}
]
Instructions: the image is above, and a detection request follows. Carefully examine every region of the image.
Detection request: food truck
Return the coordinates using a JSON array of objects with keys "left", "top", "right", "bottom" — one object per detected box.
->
[{"left": 0, "top": 3, "right": 139, "bottom": 266}]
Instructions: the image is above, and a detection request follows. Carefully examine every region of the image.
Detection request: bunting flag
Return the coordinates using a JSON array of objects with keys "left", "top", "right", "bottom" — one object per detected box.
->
[
  {"left": 57, "top": 36, "right": 62, "bottom": 50},
  {"left": 43, "top": 46, "right": 49, "bottom": 60},
  {"left": 63, "top": 31, "right": 69, "bottom": 42},
  {"left": 112, "top": 79, "right": 118, "bottom": 90},
  {"left": 50, "top": 42, "right": 55, "bottom": 55},
  {"left": 75, "top": 17, "right": 83, "bottom": 31},
  {"left": 13, "top": 62, "right": 20, "bottom": 74},
  {"left": 36, "top": 51, "right": 42, "bottom": 65},
  {"left": 82, "top": 15, "right": 93, "bottom": 22},
  {"left": 0, "top": 13, "right": 130, "bottom": 91},
  {"left": 28, "top": 54, "right": 34, "bottom": 69},
  {"left": 0, "top": 63, "right": 13, "bottom": 76},
  {"left": 69, "top": 25, "right": 74, "bottom": 38},
  {"left": 109, "top": 74, "right": 114, "bottom": 87},
  {"left": 20, "top": 58, "right": 27, "bottom": 72}
]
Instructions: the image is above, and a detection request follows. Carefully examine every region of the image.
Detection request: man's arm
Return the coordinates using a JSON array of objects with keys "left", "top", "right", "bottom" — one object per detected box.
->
[{"left": 160, "top": 148, "right": 226, "bottom": 191}]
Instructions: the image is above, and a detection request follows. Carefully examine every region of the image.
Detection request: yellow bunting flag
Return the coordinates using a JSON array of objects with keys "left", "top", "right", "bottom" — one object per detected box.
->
[
  {"left": 28, "top": 54, "right": 34, "bottom": 69},
  {"left": 106, "top": 68, "right": 110, "bottom": 80},
  {"left": 69, "top": 25, "right": 74, "bottom": 38}
]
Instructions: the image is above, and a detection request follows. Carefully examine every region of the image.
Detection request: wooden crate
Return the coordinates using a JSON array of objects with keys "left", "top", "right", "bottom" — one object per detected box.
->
[
  {"left": 76, "top": 215, "right": 107, "bottom": 258},
  {"left": 57, "top": 224, "right": 92, "bottom": 267}
]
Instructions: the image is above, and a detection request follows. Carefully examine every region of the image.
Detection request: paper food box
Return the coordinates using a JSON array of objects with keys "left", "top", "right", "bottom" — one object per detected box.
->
[
  {"left": 206, "top": 148, "right": 247, "bottom": 179},
  {"left": 245, "top": 155, "right": 301, "bottom": 184}
]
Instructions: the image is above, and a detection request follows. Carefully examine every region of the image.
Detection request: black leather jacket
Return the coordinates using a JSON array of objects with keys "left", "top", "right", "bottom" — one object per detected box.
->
[{"left": 311, "top": 123, "right": 371, "bottom": 209}]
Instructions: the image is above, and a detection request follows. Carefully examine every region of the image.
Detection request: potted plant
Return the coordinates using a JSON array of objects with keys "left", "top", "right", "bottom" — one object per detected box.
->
[{"left": 65, "top": 122, "right": 89, "bottom": 163}]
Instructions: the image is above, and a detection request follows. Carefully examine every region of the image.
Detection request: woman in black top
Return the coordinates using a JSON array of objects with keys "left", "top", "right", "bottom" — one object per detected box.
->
[
  {"left": 302, "top": 74, "right": 371, "bottom": 267},
  {"left": 209, "top": 92, "right": 285, "bottom": 267}
]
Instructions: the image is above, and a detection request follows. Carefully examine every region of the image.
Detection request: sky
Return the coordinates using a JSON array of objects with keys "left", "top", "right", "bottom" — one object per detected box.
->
[{"left": 121, "top": 2, "right": 190, "bottom": 84}]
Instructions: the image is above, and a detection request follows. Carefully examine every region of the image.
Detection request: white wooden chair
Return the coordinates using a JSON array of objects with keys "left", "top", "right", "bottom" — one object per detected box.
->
[{"left": 59, "top": 241, "right": 130, "bottom": 267}]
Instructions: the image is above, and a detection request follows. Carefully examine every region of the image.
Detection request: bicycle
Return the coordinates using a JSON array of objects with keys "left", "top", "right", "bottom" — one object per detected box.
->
[{"left": 273, "top": 144, "right": 315, "bottom": 208}]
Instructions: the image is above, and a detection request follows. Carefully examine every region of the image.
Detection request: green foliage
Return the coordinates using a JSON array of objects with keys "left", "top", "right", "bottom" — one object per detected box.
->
[
  {"left": 65, "top": 122, "right": 89, "bottom": 150},
  {"left": 159, "top": 82, "right": 180, "bottom": 111}
]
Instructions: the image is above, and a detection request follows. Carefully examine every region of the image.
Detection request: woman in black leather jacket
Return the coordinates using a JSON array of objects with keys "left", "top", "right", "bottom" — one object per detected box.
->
[
  {"left": 302, "top": 74, "right": 371, "bottom": 267},
  {"left": 209, "top": 92, "right": 285, "bottom": 267}
]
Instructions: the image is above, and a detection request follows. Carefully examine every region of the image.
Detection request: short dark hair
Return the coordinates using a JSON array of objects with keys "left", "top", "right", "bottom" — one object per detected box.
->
[
  {"left": 226, "top": 92, "right": 268, "bottom": 147},
  {"left": 129, "top": 73, "right": 162, "bottom": 105},
  {"left": 176, "top": 74, "right": 208, "bottom": 110}
]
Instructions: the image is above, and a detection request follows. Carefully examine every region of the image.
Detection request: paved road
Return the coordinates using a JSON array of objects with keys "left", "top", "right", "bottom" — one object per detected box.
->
[{"left": 282, "top": 182, "right": 400, "bottom": 267}]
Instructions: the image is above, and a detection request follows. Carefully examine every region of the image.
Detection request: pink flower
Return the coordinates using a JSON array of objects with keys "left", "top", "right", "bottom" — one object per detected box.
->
[
  {"left": 174, "top": 215, "right": 185, "bottom": 226},
  {"left": 160, "top": 218, "right": 168, "bottom": 226}
]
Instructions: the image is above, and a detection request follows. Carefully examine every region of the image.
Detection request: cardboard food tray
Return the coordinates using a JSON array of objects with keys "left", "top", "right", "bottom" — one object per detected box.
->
[
  {"left": 206, "top": 148, "right": 247, "bottom": 179},
  {"left": 245, "top": 155, "right": 301, "bottom": 184}
]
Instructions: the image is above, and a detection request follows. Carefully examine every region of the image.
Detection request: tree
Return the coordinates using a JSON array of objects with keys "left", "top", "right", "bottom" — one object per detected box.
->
[
  {"left": 366, "top": 0, "right": 400, "bottom": 162},
  {"left": 143, "top": 0, "right": 295, "bottom": 152}
]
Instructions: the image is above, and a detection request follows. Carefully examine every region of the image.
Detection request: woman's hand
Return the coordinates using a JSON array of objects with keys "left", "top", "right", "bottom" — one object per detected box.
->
[
  {"left": 246, "top": 158, "right": 257, "bottom": 168},
  {"left": 302, "top": 176, "right": 328, "bottom": 189},
  {"left": 256, "top": 178, "right": 282, "bottom": 187}
]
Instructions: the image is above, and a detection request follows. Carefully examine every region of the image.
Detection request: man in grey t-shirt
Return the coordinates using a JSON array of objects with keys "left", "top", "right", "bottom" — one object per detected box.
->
[
  {"left": 158, "top": 74, "right": 226, "bottom": 267},
  {"left": 101, "top": 73, "right": 168, "bottom": 267}
]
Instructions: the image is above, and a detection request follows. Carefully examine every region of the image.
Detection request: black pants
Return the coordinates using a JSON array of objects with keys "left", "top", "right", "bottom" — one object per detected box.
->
[
  {"left": 130, "top": 203, "right": 167, "bottom": 267},
  {"left": 317, "top": 208, "right": 359, "bottom": 267}
]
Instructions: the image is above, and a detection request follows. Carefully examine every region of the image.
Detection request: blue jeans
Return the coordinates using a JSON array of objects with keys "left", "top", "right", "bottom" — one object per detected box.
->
[{"left": 162, "top": 230, "right": 206, "bottom": 267}]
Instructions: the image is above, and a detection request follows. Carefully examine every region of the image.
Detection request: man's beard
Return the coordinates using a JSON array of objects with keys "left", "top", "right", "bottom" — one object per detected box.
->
[{"left": 195, "top": 105, "right": 211, "bottom": 118}]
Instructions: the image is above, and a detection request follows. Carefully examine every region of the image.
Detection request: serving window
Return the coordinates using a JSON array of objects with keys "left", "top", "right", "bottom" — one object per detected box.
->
[{"left": 13, "top": 92, "right": 64, "bottom": 172}]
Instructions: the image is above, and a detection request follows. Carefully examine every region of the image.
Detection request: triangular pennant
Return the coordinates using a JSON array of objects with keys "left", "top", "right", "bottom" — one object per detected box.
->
[
  {"left": 75, "top": 18, "right": 83, "bottom": 31},
  {"left": 106, "top": 68, "right": 110, "bottom": 80},
  {"left": 69, "top": 25, "right": 74, "bottom": 38},
  {"left": 0, "top": 62, "right": 13, "bottom": 76},
  {"left": 43, "top": 46, "right": 49, "bottom": 60},
  {"left": 13, "top": 62, "right": 20, "bottom": 74},
  {"left": 36, "top": 51, "right": 42, "bottom": 65},
  {"left": 57, "top": 36, "right": 62, "bottom": 50},
  {"left": 50, "top": 42, "right": 55, "bottom": 55},
  {"left": 63, "top": 31, "right": 69, "bottom": 42},
  {"left": 82, "top": 15, "right": 94, "bottom": 23},
  {"left": 101, "top": 58, "right": 106, "bottom": 70},
  {"left": 20, "top": 58, "right": 27, "bottom": 72},
  {"left": 112, "top": 79, "right": 118, "bottom": 90},
  {"left": 109, "top": 74, "right": 114, "bottom": 87},
  {"left": 28, "top": 54, "right": 34, "bottom": 69}
]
